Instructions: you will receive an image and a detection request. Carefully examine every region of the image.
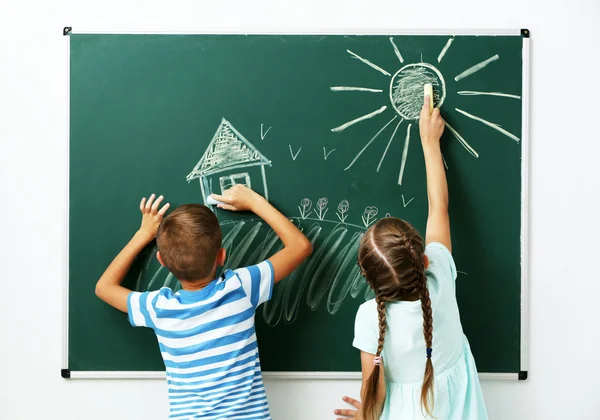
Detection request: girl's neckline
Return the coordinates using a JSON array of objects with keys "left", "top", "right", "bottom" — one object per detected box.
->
[{"left": 387, "top": 299, "right": 421, "bottom": 309}]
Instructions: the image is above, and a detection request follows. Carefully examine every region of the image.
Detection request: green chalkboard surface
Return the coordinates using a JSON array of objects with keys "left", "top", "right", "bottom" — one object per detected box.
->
[{"left": 67, "top": 33, "right": 526, "bottom": 376}]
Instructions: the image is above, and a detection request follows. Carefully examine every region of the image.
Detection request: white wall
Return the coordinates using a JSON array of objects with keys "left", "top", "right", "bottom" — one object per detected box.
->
[{"left": 1, "top": 0, "right": 599, "bottom": 419}]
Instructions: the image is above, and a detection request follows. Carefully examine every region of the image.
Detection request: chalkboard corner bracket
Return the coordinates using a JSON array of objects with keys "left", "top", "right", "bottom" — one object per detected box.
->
[
  {"left": 63, "top": 27, "right": 72, "bottom": 36},
  {"left": 61, "top": 368, "right": 71, "bottom": 379},
  {"left": 520, "top": 29, "right": 530, "bottom": 38},
  {"left": 518, "top": 370, "right": 528, "bottom": 380}
]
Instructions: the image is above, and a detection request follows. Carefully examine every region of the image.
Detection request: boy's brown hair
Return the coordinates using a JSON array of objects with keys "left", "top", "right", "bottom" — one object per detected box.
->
[{"left": 156, "top": 204, "right": 222, "bottom": 281}]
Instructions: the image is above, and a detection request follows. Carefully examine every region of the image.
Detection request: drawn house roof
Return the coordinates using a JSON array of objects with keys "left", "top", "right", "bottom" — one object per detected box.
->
[{"left": 186, "top": 119, "right": 271, "bottom": 181}]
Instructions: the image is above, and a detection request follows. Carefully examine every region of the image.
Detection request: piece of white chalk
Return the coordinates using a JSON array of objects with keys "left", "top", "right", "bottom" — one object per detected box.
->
[
  {"left": 424, "top": 83, "right": 434, "bottom": 113},
  {"left": 206, "top": 196, "right": 224, "bottom": 206}
]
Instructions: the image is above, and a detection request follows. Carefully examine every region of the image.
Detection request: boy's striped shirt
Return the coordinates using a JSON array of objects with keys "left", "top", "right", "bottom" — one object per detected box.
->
[{"left": 128, "top": 261, "right": 274, "bottom": 419}]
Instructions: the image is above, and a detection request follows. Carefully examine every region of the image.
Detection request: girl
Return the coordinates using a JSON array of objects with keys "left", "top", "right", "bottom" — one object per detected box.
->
[{"left": 335, "top": 95, "right": 488, "bottom": 420}]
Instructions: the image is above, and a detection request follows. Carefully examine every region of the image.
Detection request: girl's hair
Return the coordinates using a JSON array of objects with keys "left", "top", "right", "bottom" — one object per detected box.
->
[{"left": 358, "top": 217, "right": 434, "bottom": 420}]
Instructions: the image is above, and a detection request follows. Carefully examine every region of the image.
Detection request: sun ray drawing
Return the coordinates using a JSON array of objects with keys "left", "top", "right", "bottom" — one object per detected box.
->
[
  {"left": 389, "top": 37, "right": 404, "bottom": 63},
  {"left": 458, "top": 91, "right": 521, "bottom": 99},
  {"left": 437, "top": 37, "right": 454, "bottom": 63},
  {"left": 377, "top": 119, "right": 403, "bottom": 172},
  {"left": 455, "top": 54, "right": 500, "bottom": 81},
  {"left": 345, "top": 116, "right": 397, "bottom": 171},
  {"left": 444, "top": 121, "right": 479, "bottom": 158},
  {"left": 331, "top": 106, "right": 387, "bottom": 133},
  {"left": 330, "top": 37, "right": 520, "bottom": 186},
  {"left": 456, "top": 108, "right": 520, "bottom": 142},
  {"left": 398, "top": 123, "right": 412, "bottom": 185},
  {"left": 347, "top": 50, "right": 391, "bottom": 76},
  {"left": 331, "top": 86, "right": 383, "bottom": 93}
]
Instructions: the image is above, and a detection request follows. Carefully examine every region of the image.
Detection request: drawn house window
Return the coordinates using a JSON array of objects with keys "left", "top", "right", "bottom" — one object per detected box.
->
[
  {"left": 186, "top": 118, "right": 272, "bottom": 206},
  {"left": 219, "top": 173, "right": 251, "bottom": 193}
]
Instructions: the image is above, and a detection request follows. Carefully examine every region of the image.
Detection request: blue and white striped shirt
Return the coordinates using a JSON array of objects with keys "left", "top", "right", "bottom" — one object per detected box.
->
[{"left": 128, "top": 261, "right": 274, "bottom": 419}]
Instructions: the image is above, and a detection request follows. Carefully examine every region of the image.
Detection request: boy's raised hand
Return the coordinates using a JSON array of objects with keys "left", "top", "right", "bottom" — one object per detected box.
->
[
  {"left": 96, "top": 193, "right": 170, "bottom": 313},
  {"left": 138, "top": 194, "right": 170, "bottom": 242},
  {"left": 210, "top": 185, "right": 262, "bottom": 212}
]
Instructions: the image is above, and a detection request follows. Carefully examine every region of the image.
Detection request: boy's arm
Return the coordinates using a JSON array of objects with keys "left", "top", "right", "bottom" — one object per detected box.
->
[
  {"left": 420, "top": 95, "right": 451, "bottom": 253},
  {"left": 95, "top": 194, "right": 170, "bottom": 312},
  {"left": 211, "top": 186, "right": 312, "bottom": 283}
]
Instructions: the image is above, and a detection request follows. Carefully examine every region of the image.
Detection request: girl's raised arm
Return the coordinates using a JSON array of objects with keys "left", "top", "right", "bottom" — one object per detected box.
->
[{"left": 420, "top": 94, "right": 451, "bottom": 253}]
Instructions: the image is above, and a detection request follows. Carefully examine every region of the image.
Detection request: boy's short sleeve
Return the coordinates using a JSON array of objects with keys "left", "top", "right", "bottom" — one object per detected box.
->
[
  {"left": 352, "top": 301, "right": 378, "bottom": 355},
  {"left": 425, "top": 242, "right": 458, "bottom": 288},
  {"left": 233, "top": 260, "right": 274, "bottom": 309},
  {"left": 127, "top": 290, "right": 161, "bottom": 329}
]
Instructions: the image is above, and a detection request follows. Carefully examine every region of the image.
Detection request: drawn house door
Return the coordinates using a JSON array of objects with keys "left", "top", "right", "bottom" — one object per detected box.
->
[{"left": 186, "top": 119, "right": 272, "bottom": 206}]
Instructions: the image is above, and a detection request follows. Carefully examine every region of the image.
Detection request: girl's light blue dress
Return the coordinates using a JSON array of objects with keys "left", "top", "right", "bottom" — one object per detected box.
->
[{"left": 353, "top": 243, "right": 488, "bottom": 419}]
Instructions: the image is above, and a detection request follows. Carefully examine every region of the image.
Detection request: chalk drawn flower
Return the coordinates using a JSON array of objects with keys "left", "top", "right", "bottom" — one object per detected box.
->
[
  {"left": 298, "top": 198, "right": 313, "bottom": 220},
  {"left": 316, "top": 197, "right": 329, "bottom": 220},
  {"left": 337, "top": 200, "right": 350, "bottom": 223},
  {"left": 362, "top": 206, "right": 379, "bottom": 227}
]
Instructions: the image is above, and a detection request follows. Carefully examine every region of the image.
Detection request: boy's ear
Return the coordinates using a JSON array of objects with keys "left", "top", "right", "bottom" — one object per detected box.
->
[
  {"left": 156, "top": 251, "right": 165, "bottom": 267},
  {"left": 423, "top": 254, "right": 430, "bottom": 270},
  {"left": 216, "top": 248, "right": 227, "bottom": 266}
]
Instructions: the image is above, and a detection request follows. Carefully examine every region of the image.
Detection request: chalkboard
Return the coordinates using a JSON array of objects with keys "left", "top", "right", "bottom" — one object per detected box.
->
[{"left": 66, "top": 32, "right": 528, "bottom": 378}]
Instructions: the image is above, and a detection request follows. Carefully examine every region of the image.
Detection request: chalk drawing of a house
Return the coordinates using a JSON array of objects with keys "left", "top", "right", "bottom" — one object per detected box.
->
[{"left": 186, "top": 118, "right": 272, "bottom": 206}]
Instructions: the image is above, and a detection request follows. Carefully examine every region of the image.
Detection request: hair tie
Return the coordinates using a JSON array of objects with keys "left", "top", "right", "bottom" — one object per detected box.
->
[
  {"left": 373, "top": 356, "right": 382, "bottom": 366},
  {"left": 426, "top": 348, "right": 433, "bottom": 358}
]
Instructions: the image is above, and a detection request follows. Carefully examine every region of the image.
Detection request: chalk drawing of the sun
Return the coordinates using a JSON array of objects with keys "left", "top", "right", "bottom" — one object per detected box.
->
[{"left": 331, "top": 37, "right": 521, "bottom": 185}]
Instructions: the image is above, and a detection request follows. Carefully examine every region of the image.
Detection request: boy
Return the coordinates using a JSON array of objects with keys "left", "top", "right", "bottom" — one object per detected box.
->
[{"left": 95, "top": 185, "right": 312, "bottom": 419}]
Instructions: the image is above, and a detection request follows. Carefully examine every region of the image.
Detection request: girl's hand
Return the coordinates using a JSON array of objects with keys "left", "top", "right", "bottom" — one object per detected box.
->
[
  {"left": 419, "top": 95, "right": 445, "bottom": 149},
  {"left": 334, "top": 396, "right": 362, "bottom": 420},
  {"left": 210, "top": 185, "right": 263, "bottom": 212},
  {"left": 138, "top": 194, "right": 170, "bottom": 243}
]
